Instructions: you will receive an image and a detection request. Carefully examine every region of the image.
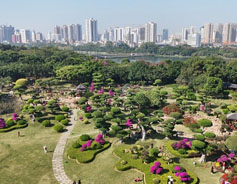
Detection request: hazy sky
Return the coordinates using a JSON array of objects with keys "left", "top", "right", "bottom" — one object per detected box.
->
[{"left": 1, "top": 0, "right": 237, "bottom": 34}]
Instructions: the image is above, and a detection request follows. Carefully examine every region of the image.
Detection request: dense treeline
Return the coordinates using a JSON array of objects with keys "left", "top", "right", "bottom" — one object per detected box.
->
[
  {"left": 74, "top": 42, "right": 237, "bottom": 58},
  {"left": 0, "top": 44, "right": 236, "bottom": 93}
]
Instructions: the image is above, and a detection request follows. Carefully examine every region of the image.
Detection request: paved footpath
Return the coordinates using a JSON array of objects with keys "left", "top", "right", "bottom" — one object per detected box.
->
[{"left": 52, "top": 109, "right": 77, "bottom": 184}]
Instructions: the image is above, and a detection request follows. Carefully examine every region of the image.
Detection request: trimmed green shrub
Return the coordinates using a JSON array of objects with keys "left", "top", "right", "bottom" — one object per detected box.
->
[
  {"left": 132, "top": 154, "right": 139, "bottom": 160},
  {"left": 55, "top": 115, "right": 65, "bottom": 121},
  {"left": 84, "top": 119, "right": 89, "bottom": 124},
  {"left": 178, "top": 149, "right": 187, "bottom": 154},
  {"left": 72, "top": 142, "right": 81, "bottom": 148},
  {"left": 15, "top": 78, "right": 28, "bottom": 86},
  {"left": 204, "top": 132, "right": 216, "bottom": 138},
  {"left": 61, "top": 119, "right": 69, "bottom": 126},
  {"left": 78, "top": 97, "right": 87, "bottom": 105},
  {"left": 33, "top": 100, "right": 40, "bottom": 104},
  {"left": 80, "top": 134, "right": 90, "bottom": 141},
  {"left": 192, "top": 140, "right": 206, "bottom": 150},
  {"left": 42, "top": 120, "right": 51, "bottom": 127},
  {"left": 111, "top": 107, "right": 120, "bottom": 113},
  {"left": 121, "top": 160, "right": 128, "bottom": 165},
  {"left": 108, "top": 130, "right": 116, "bottom": 137},
  {"left": 169, "top": 112, "right": 182, "bottom": 119},
  {"left": 53, "top": 124, "right": 64, "bottom": 132},
  {"left": 91, "top": 142, "right": 103, "bottom": 150},
  {"left": 84, "top": 113, "right": 92, "bottom": 119},
  {"left": 225, "top": 135, "right": 237, "bottom": 151},
  {"left": 150, "top": 148, "right": 159, "bottom": 157},
  {"left": 153, "top": 178, "right": 161, "bottom": 184},
  {"left": 27, "top": 99, "right": 34, "bottom": 104},
  {"left": 197, "top": 119, "right": 212, "bottom": 128},
  {"left": 17, "top": 119, "right": 26, "bottom": 125},
  {"left": 61, "top": 106, "right": 69, "bottom": 112},
  {"left": 194, "top": 134, "right": 205, "bottom": 141},
  {"left": 6, "top": 119, "right": 15, "bottom": 127},
  {"left": 192, "top": 128, "right": 203, "bottom": 133},
  {"left": 92, "top": 110, "right": 103, "bottom": 118}
]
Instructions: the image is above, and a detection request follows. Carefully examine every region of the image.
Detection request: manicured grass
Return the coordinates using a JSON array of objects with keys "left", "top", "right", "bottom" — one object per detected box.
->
[
  {"left": 68, "top": 141, "right": 111, "bottom": 163},
  {"left": 0, "top": 122, "right": 60, "bottom": 184},
  {"left": 114, "top": 145, "right": 198, "bottom": 184}
]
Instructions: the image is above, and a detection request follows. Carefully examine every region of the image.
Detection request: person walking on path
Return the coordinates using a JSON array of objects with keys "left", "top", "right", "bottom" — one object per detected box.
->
[
  {"left": 72, "top": 181, "right": 76, "bottom": 184},
  {"left": 211, "top": 164, "right": 214, "bottom": 175},
  {"left": 78, "top": 179, "right": 81, "bottom": 184},
  {"left": 43, "top": 145, "right": 48, "bottom": 153},
  {"left": 17, "top": 131, "right": 21, "bottom": 137}
]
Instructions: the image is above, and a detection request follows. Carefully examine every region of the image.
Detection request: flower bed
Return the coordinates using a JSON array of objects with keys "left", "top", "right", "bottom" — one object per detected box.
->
[
  {"left": 166, "top": 141, "right": 200, "bottom": 158},
  {"left": 114, "top": 145, "right": 198, "bottom": 184},
  {"left": 68, "top": 134, "right": 111, "bottom": 163}
]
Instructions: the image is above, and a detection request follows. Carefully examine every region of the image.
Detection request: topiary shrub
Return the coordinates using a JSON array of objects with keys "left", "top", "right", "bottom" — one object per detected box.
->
[
  {"left": 225, "top": 135, "right": 237, "bottom": 151},
  {"left": 61, "top": 119, "right": 69, "bottom": 126},
  {"left": 111, "top": 107, "right": 120, "bottom": 113},
  {"left": 61, "top": 106, "right": 69, "bottom": 112},
  {"left": 204, "top": 132, "right": 216, "bottom": 138},
  {"left": 178, "top": 149, "right": 187, "bottom": 154},
  {"left": 17, "top": 119, "right": 26, "bottom": 125},
  {"left": 192, "top": 128, "right": 203, "bottom": 133},
  {"left": 84, "top": 113, "right": 92, "bottom": 119},
  {"left": 91, "top": 142, "right": 103, "bottom": 150},
  {"left": 83, "top": 119, "right": 90, "bottom": 124},
  {"left": 132, "top": 154, "right": 139, "bottom": 160},
  {"left": 15, "top": 78, "right": 28, "bottom": 86},
  {"left": 169, "top": 112, "right": 182, "bottom": 119},
  {"left": 121, "top": 160, "right": 128, "bottom": 165},
  {"left": 72, "top": 142, "right": 81, "bottom": 148},
  {"left": 194, "top": 134, "right": 205, "bottom": 141},
  {"left": 53, "top": 124, "right": 64, "bottom": 132},
  {"left": 92, "top": 110, "right": 103, "bottom": 118},
  {"left": 42, "top": 120, "right": 51, "bottom": 127},
  {"left": 150, "top": 148, "right": 159, "bottom": 157},
  {"left": 6, "top": 119, "right": 15, "bottom": 127},
  {"left": 55, "top": 115, "right": 65, "bottom": 121},
  {"left": 77, "top": 97, "right": 87, "bottom": 105},
  {"left": 197, "top": 119, "right": 212, "bottom": 128},
  {"left": 192, "top": 140, "right": 206, "bottom": 150},
  {"left": 80, "top": 134, "right": 91, "bottom": 141}
]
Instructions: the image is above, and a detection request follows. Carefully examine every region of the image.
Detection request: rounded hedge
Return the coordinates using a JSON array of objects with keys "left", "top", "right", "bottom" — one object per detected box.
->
[
  {"left": 192, "top": 140, "right": 206, "bottom": 150},
  {"left": 53, "top": 124, "right": 64, "bottom": 132},
  {"left": 6, "top": 119, "right": 15, "bottom": 127},
  {"left": 204, "top": 132, "right": 216, "bottom": 138},
  {"left": 192, "top": 128, "right": 203, "bottom": 133},
  {"left": 225, "top": 135, "right": 237, "bottom": 151},
  {"left": 78, "top": 97, "right": 87, "bottom": 105},
  {"left": 84, "top": 113, "right": 92, "bottom": 119},
  {"left": 169, "top": 112, "right": 182, "bottom": 119},
  {"left": 55, "top": 115, "right": 65, "bottom": 121},
  {"left": 111, "top": 107, "right": 120, "bottom": 113},
  {"left": 42, "top": 120, "right": 51, "bottom": 127},
  {"left": 92, "top": 111, "right": 103, "bottom": 118},
  {"left": 178, "top": 149, "right": 187, "bottom": 154},
  {"left": 80, "top": 134, "right": 91, "bottom": 141},
  {"left": 91, "top": 142, "right": 103, "bottom": 150},
  {"left": 61, "top": 106, "right": 69, "bottom": 112},
  {"left": 197, "top": 119, "right": 213, "bottom": 128},
  {"left": 194, "top": 134, "right": 205, "bottom": 141},
  {"left": 153, "top": 178, "right": 161, "bottom": 184},
  {"left": 15, "top": 78, "right": 28, "bottom": 87},
  {"left": 72, "top": 142, "right": 81, "bottom": 148},
  {"left": 17, "top": 119, "right": 27, "bottom": 125},
  {"left": 61, "top": 119, "right": 69, "bottom": 126}
]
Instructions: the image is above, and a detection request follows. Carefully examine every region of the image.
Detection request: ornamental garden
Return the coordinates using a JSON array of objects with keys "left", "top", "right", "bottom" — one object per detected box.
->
[{"left": 0, "top": 47, "right": 237, "bottom": 184}]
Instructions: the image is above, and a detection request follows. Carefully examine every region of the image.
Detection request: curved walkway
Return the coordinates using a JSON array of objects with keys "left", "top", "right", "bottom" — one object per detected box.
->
[{"left": 52, "top": 109, "right": 77, "bottom": 184}]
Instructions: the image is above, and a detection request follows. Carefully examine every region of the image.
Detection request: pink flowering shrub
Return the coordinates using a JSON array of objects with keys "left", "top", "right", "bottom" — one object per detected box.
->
[
  {"left": 98, "top": 88, "right": 104, "bottom": 94},
  {"left": 12, "top": 113, "right": 19, "bottom": 121},
  {"left": 125, "top": 119, "right": 132, "bottom": 128},
  {"left": 86, "top": 105, "right": 92, "bottom": 112},
  {"left": 109, "top": 90, "right": 115, "bottom": 97},
  {"left": 150, "top": 161, "right": 163, "bottom": 174},
  {"left": 95, "top": 134, "right": 105, "bottom": 144},
  {"left": 90, "top": 82, "right": 95, "bottom": 92},
  {"left": 175, "top": 172, "right": 191, "bottom": 182},
  {"left": 0, "top": 118, "right": 6, "bottom": 128},
  {"left": 172, "top": 139, "right": 192, "bottom": 150},
  {"left": 217, "top": 154, "right": 232, "bottom": 163},
  {"left": 80, "top": 140, "right": 93, "bottom": 151}
]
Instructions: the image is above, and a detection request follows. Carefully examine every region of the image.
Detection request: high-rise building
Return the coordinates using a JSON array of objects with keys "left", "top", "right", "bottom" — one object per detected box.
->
[
  {"left": 36, "top": 32, "right": 43, "bottom": 42},
  {"left": 12, "top": 30, "right": 21, "bottom": 43},
  {"left": 31, "top": 30, "right": 36, "bottom": 42},
  {"left": 109, "top": 29, "right": 114, "bottom": 41},
  {"left": 145, "top": 22, "right": 157, "bottom": 42},
  {"left": 0, "top": 25, "right": 15, "bottom": 43},
  {"left": 213, "top": 24, "right": 223, "bottom": 43},
  {"left": 123, "top": 27, "right": 132, "bottom": 44},
  {"left": 20, "top": 29, "right": 31, "bottom": 43},
  {"left": 85, "top": 18, "right": 98, "bottom": 42},
  {"left": 223, "top": 23, "right": 237, "bottom": 45},
  {"left": 187, "top": 33, "right": 201, "bottom": 47},
  {"left": 72, "top": 24, "right": 82, "bottom": 41},
  {"left": 61, "top": 25, "right": 68, "bottom": 41},
  {"left": 67, "top": 25, "right": 73, "bottom": 41},
  {"left": 101, "top": 30, "right": 110, "bottom": 42},
  {"left": 114, "top": 27, "right": 124, "bottom": 42},
  {"left": 54, "top": 25, "right": 61, "bottom": 35},
  {"left": 162, "top": 29, "right": 169, "bottom": 41},
  {"left": 138, "top": 27, "right": 145, "bottom": 42},
  {"left": 202, "top": 23, "right": 214, "bottom": 44}
]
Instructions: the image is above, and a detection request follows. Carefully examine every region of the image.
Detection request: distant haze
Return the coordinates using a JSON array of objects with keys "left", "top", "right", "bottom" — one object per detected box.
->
[{"left": 1, "top": 0, "right": 237, "bottom": 34}]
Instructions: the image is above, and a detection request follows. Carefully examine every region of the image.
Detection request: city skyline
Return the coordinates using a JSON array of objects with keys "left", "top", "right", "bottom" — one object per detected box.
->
[{"left": 1, "top": 0, "right": 237, "bottom": 35}]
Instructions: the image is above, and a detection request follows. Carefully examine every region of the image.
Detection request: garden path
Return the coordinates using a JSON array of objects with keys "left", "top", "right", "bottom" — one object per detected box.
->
[{"left": 52, "top": 109, "right": 77, "bottom": 184}]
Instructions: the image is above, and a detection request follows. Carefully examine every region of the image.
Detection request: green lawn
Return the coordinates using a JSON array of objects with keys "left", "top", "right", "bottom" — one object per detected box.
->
[{"left": 0, "top": 122, "right": 60, "bottom": 184}]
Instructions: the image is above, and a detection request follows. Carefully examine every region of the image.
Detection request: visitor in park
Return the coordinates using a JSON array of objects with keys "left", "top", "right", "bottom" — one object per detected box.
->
[
  {"left": 222, "top": 162, "right": 226, "bottom": 171},
  {"left": 78, "top": 179, "right": 81, "bottom": 184},
  {"left": 43, "top": 145, "right": 47, "bottom": 153},
  {"left": 17, "top": 131, "right": 21, "bottom": 137},
  {"left": 72, "top": 181, "right": 76, "bottom": 184},
  {"left": 134, "top": 177, "right": 141, "bottom": 182},
  {"left": 211, "top": 164, "right": 214, "bottom": 174}
]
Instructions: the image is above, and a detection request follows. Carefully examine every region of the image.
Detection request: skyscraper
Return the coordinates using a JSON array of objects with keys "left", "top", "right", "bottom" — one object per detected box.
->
[
  {"left": 61, "top": 25, "right": 68, "bottom": 41},
  {"left": 85, "top": 18, "right": 98, "bottom": 42},
  {"left": 20, "top": 29, "right": 31, "bottom": 43},
  {"left": 138, "top": 27, "right": 145, "bottom": 42},
  {"left": 202, "top": 23, "right": 214, "bottom": 44},
  {"left": 223, "top": 23, "right": 237, "bottom": 45},
  {"left": 114, "top": 27, "right": 124, "bottom": 42},
  {"left": 162, "top": 29, "right": 169, "bottom": 41},
  {"left": 0, "top": 25, "right": 14, "bottom": 43},
  {"left": 213, "top": 24, "right": 223, "bottom": 43},
  {"left": 145, "top": 22, "right": 157, "bottom": 42}
]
